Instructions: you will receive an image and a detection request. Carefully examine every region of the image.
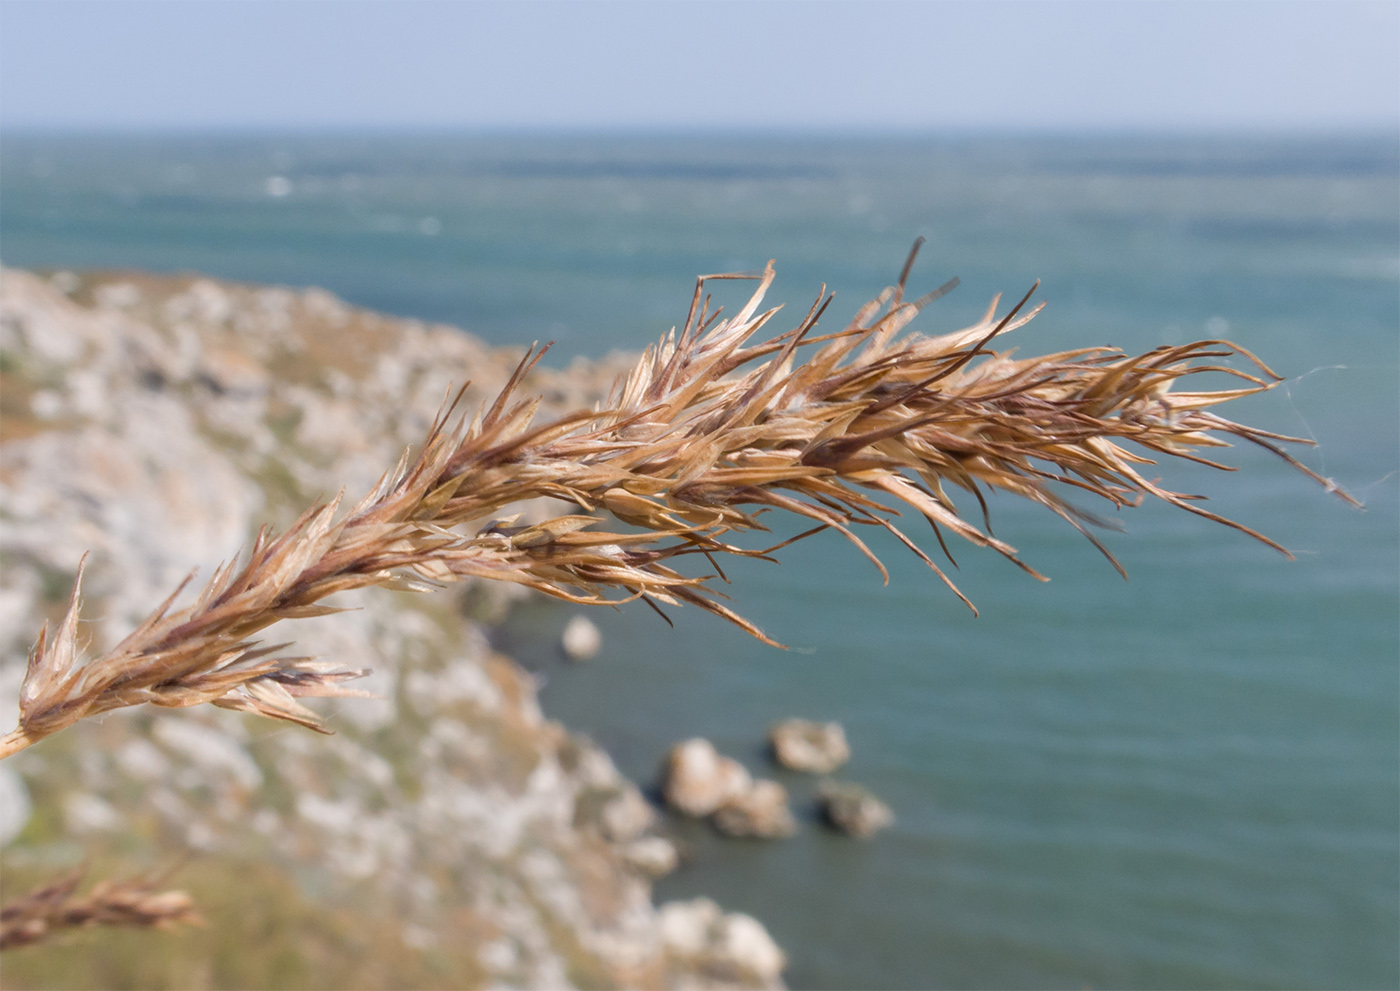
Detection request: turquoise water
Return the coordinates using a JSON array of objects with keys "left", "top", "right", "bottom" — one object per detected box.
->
[{"left": 2, "top": 133, "right": 1396, "bottom": 989}]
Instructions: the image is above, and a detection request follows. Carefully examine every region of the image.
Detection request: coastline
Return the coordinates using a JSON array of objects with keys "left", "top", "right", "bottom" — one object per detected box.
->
[
  {"left": 0, "top": 266, "right": 786, "bottom": 989},
  {"left": 1, "top": 131, "right": 1393, "bottom": 990}
]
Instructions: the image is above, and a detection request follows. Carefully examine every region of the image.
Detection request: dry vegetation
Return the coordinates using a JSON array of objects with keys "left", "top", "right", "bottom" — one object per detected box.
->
[
  {"left": 0, "top": 857, "right": 491, "bottom": 988},
  {"left": 0, "top": 866, "right": 202, "bottom": 951},
  {"left": 1, "top": 245, "right": 1351, "bottom": 768}
]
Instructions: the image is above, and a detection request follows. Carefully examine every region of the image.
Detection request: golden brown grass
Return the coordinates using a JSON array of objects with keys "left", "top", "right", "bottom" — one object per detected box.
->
[{"left": 0, "top": 247, "right": 1353, "bottom": 760}]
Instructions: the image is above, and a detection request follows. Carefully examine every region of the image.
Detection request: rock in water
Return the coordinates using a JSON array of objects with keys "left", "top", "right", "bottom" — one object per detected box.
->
[
  {"left": 713, "top": 779, "right": 797, "bottom": 839},
  {"left": 560, "top": 614, "right": 602, "bottom": 661},
  {"left": 817, "top": 781, "right": 894, "bottom": 838},
  {"left": 768, "top": 718, "right": 851, "bottom": 773},
  {"left": 658, "top": 898, "right": 787, "bottom": 989},
  {"left": 662, "top": 738, "right": 752, "bottom": 817}
]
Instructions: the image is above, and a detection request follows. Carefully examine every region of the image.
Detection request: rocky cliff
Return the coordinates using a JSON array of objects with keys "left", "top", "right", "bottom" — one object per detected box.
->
[{"left": 0, "top": 268, "right": 786, "bottom": 989}]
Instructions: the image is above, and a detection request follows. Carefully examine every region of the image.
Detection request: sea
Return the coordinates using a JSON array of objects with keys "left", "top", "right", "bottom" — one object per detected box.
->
[{"left": 2, "top": 131, "right": 1396, "bottom": 990}]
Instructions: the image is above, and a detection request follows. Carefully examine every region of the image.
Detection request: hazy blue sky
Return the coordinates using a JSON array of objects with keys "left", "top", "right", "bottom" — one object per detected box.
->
[{"left": 1, "top": 1, "right": 1396, "bottom": 132}]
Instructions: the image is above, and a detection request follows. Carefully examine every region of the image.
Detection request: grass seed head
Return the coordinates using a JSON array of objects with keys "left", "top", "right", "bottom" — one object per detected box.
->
[{"left": 0, "top": 252, "right": 1352, "bottom": 757}]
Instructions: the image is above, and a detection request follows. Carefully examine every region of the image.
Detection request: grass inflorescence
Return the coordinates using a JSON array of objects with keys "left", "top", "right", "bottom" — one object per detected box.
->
[{"left": 0, "top": 246, "right": 1353, "bottom": 760}]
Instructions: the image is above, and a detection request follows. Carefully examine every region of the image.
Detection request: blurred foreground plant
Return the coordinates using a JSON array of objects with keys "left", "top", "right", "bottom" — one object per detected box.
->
[
  {"left": 0, "top": 867, "right": 202, "bottom": 950},
  {"left": 0, "top": 244, "right": 1353, "bottom": 761}
]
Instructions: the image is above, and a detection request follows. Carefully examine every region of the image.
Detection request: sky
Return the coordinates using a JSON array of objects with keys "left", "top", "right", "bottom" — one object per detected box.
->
[{"left": 0, "top": 1, "right": 1396, "bottom": 133}]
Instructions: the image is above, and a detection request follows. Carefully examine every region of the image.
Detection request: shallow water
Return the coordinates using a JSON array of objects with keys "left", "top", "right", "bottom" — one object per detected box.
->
[{"left": 3, "top": 132, "right": 1396, "bottom": 989}]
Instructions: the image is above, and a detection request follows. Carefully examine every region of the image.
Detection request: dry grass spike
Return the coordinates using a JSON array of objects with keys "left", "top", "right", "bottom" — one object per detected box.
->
[{"left": 0, "top": 245, "right": 1355, "bottom": 758}]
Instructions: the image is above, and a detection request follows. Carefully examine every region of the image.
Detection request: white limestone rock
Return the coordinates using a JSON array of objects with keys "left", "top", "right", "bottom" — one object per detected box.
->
[
  {"left": 561, "top": 614, "right": 602, "bottom": 661},
  {"left": 713, "top": 780, "right": 797, "bottom": 840},
  {"left": 662, "top": 738, "right": 752, "bottom": 818},
  {"left": 768, "top": 718, "right": 850, "bottom": 774},
  {"left": 817, "top": 780, "right": 894, "bottom": 838}
]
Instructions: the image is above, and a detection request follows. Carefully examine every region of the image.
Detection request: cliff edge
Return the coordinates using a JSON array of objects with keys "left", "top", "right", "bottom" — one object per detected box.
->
[{"left": 0, "top": 267, "right": 785, "bottom": 990}]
